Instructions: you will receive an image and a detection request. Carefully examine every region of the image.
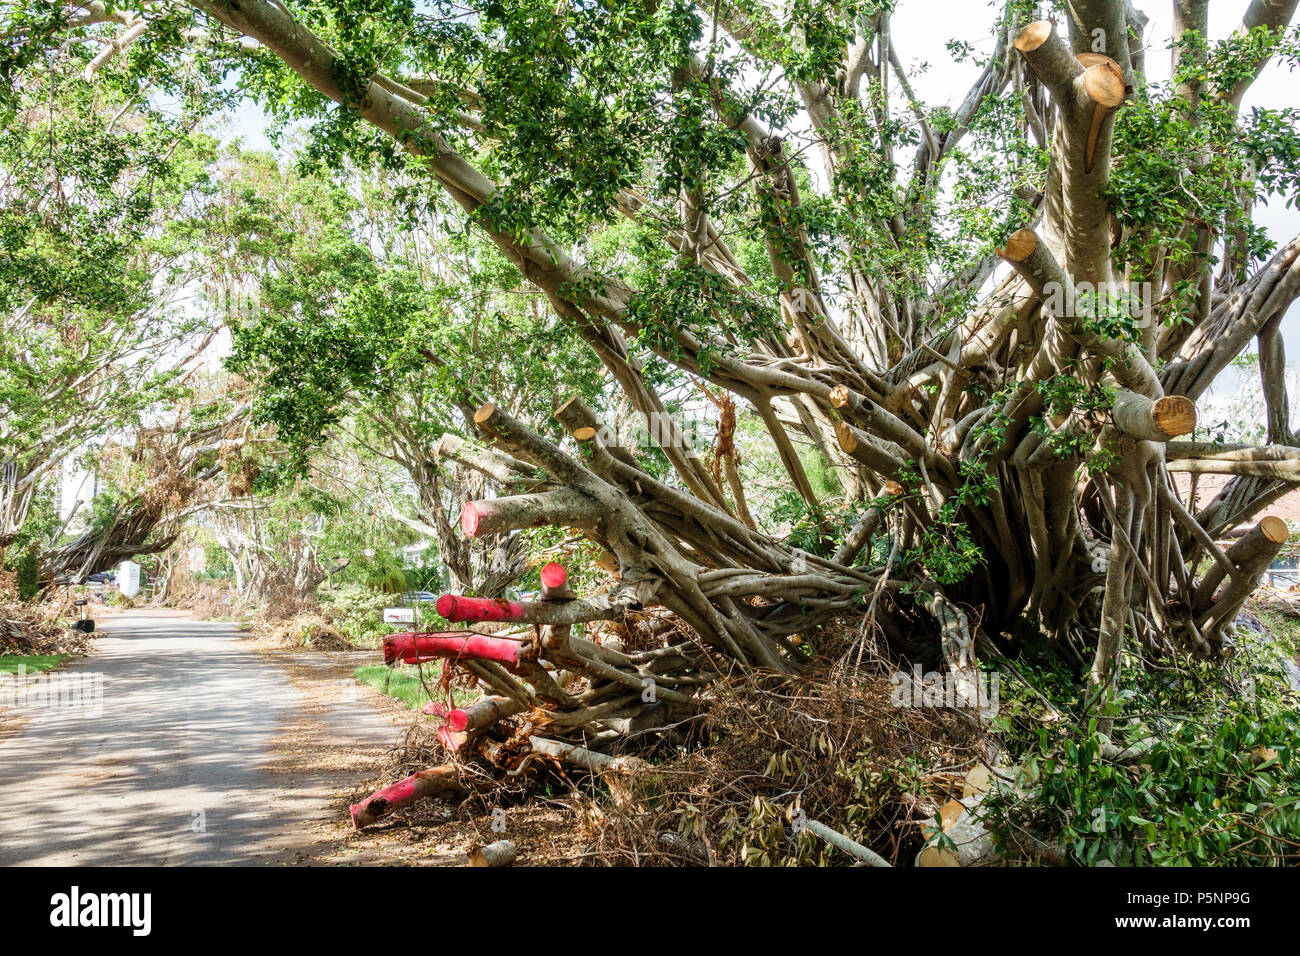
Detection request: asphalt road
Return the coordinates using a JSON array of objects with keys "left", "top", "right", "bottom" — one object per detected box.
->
[{"left": 0, "top": 612, "right": 397, "bottom": 865}]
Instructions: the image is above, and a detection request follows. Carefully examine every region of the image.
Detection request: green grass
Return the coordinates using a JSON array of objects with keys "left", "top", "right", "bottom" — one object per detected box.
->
[
  {"left": 0, "top": 654, "right": 68, "bottom": 675},
  {"left": 352, "top": 662, "right": 475, "bottom": 711}
]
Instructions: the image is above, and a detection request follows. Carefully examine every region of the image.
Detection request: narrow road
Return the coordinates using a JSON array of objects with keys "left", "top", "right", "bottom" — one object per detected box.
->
[{"left": 0, "top": 612, "right": 400, "bottom": 865}]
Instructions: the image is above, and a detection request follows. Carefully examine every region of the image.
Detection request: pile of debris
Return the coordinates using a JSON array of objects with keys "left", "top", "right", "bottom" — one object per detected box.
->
[
  {"left": 249, "top": 610, "right": 354, "bottom": 651},
  {"left": 0, "top": 598, "right": 90, "bottom": 657},
  {"left": 346, "top": 560, "right": 989, "bottom": 870},
  {"left": 350, "top": 560, "right": 663, "bottom": 830}
]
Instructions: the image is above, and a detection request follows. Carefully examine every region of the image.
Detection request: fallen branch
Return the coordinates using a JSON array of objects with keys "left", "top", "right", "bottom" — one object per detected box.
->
[
  {"left": 460, "top": 489, "right": 602, "bottom": 537},
  {"left": 350, "top": 765, "right": 461, "bottom": 830},
  {"left": 436, "top": 589, "right": 646, "bottom": 625},
  {"left": 444, "top": 695, "right": 522, "bottom": 733},
  {"left": 804, "top": 819, "right": 892, "bottom": 867},
  {"left": 383, "top": 631, "right": 522, "bottom": 668}
]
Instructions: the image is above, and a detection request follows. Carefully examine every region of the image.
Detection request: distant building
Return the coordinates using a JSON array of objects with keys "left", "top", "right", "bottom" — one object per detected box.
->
[{"left": 54, "top": 457, "right": 102, "bottom": 530}]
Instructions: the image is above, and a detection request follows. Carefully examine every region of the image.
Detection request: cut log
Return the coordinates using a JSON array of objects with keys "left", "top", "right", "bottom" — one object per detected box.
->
[
  {"left": 447, "top": 695, "right": 522, "bottom": 733},
  {"left": 420, "top": 697, "right": 524, "bottom": 750},
  {"left": 914, "top": 793, "right": 1065, "bottom": 867},
  {"left": 1080, "top": 57, "right": 1125, "bottom": 172},
  {"left": 438, "top": 589, "right": 646, "bottom": 625},
  {"left": 1081, "top": 56, "right": 1126, "bottom": 105},
  {"left": 350, "top": 765, "right": 461, "bottom": 830},
  {"left": 1075, "top": 52, "right": 1114, "bottom": 70},
  {"left": 383, "top": 631, "right": 521, "bottom": 667},
  {"left": 437, "top": 726, "right": 468, "bottom": 751},
  {"left": 915, "top": 794, "right": 997, "bottom": 867},
  {"left": 540, "top": 561, "right": 574, "bottom": 600},
  {"left": 1192, "top": 515, "right": 1289, "bottom": 615},
  {"left": 997, "top": 228, "right": 1161, "bottom": 397},
  {"left": 1111, "top": 390, "right": 1196, "bottom": 441},
  {"left": 436, "top": 594, "right": 526, "bottom": 623},
  {"left": 526, "top": 735, "right": 647, "bottom": 772},
  {"left": 479, "top": 734, "right": 647, "bottom": 774},
  {"left": 459, "top": 489, "right": 601, "bottom": 537},
  {"left": 1193, "top": 517, "right": 1290, "bottom": 641},
  {"left": 835, "top": 420, "right": 905, "bottom": 476},
  {"left": 1012, "top": 20, "right": 1055, "bottom": 55},
  {"left": 999, "top": 227, "right": 1042, "bottom": 263},
  {"left": 554, "top": 393, "right": 642, "bottom": 470},
  {"left": 469, "top": 840, "right": 517, "bottom": 867},
  {"left": 915, "top": 845, "right": 962, "bottom": 867},
  {"left": 962, "top": 763, "right": 992, "bottom": 798}
]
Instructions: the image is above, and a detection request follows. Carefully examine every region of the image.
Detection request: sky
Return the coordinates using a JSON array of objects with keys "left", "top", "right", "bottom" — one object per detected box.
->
[{"left": 211, "top": 0, "right": 1300, "bottom": 432}]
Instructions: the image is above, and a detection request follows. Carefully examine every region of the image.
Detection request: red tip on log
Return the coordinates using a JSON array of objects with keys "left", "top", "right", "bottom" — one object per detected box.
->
[
  {"left": 383, "top": 638, "right": 402, "bottom": 666},
  {"left": 460, "top": 501, "right": 482, "bottom": 537},
  {"left": 540, "top": 562, "right": 567, "bottom": 590},
  {"left": 437, "top": 726, "right": 468, "bottom": 752},
  {"left": 383, "top": 631, "right": 521, "bottom": 667},
  {"left": 436, "top": 594, "right": 525, "bottom": 623},
  {"left": 423, "top": 700, "right": 468, "bottom": 729}
]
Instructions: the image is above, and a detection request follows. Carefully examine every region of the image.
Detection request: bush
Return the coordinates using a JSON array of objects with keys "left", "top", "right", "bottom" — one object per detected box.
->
[
  {"left": 198, "top": 541, "right": 234, "bottom": 580},
  {"left": 15, "top": 549, "right": 40, "bottom": 602},
  {"left": 400, "top": 562, "right": 448, "bottom": 594},
  {"left": 983, "top": 649, "right": 1300, "bottom": 865},
  {"left": 251, "top": 611, "right": 352, "bottom": 650},
  {"left": 320, "top": 583, "right": 393, "bottom": 647},
  {"left": 108, "top": 590, "right": 135, "bottom": 609}
]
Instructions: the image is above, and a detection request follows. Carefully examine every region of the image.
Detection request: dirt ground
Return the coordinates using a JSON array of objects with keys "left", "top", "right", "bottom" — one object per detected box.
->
[{"left": 249, "top": 638, "right": 592, "bottom": 866}]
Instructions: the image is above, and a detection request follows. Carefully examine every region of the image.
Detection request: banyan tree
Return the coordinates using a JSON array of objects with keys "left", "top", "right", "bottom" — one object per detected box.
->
[{"left": 13, "top": 1, "right": 1300, "bottom": 791}]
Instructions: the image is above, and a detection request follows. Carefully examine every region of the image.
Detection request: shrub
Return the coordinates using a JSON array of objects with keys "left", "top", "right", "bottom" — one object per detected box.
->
[
  {"left": 321, "top": 583, "right": 393, "bottom": 647},
  {"left": 15, "top": 549, "right": 40, "bottom": 602},
  {"left": 983, "top": 648, "right": 1300, "bottom": 865}
]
